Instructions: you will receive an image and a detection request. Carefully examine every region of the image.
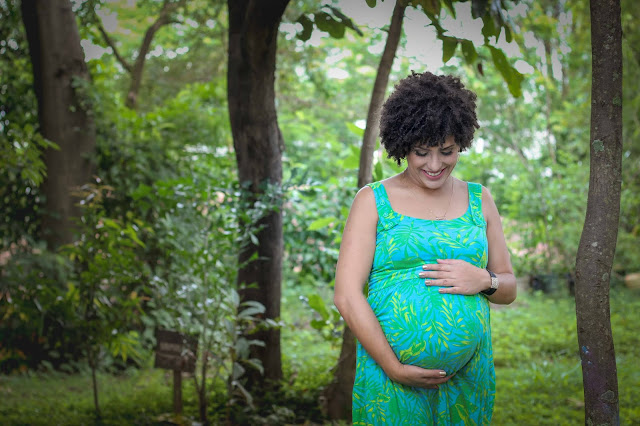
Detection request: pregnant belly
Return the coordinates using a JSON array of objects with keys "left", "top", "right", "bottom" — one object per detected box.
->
[{"left": 370, "top": 283, "right": 487, "bottom": 375}]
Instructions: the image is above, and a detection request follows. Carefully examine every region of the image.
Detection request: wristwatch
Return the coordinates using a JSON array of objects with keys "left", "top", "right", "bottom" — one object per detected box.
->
[{"left": 481, "top": 269, "right": 499, "bottom": 296}]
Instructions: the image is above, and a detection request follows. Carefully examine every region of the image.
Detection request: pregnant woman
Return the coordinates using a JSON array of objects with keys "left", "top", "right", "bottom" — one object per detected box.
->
[{"left": 334, "top": 71, "right": 517, "bottom": 425}]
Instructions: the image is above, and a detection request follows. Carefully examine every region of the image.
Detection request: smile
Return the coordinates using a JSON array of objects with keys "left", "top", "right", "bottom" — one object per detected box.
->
[{"left": 423, "top": 168, "right": 446, "bottom": 179}]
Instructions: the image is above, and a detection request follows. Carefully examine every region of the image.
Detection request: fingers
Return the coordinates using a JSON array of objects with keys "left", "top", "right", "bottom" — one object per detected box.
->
[
  {"left": 399, "top": 365, "right": 455, "bottom": 389},
  {"left": 419, "top": 269, "right": 442, "bottom": 278},
  {"left": 422, "top": 263, "right": 439, "bottom": 271},
  {"left": 419, "top": 373, "right": 454, "bottom": 389},
  {"left": 424, "top": 279, "right": 453, "bottom": 287}
]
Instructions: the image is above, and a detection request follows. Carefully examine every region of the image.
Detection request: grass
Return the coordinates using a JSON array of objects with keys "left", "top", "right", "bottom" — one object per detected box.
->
[{"left": 1, "top": 287, "right": 639, "bottom": 425}]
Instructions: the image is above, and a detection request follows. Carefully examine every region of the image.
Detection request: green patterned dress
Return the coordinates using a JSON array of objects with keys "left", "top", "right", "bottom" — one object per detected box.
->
[{"left": 353, "top": 181, "right": 495, "bottom": 425}]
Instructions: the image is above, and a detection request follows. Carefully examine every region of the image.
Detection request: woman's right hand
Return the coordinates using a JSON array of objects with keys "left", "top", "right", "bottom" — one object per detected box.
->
[{"left": 386, "top": 363, "right": 454, "bottom": 389}]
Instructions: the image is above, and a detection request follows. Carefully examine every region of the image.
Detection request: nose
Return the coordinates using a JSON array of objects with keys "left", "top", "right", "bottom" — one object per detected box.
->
[{"left": 427, "top": 153, "right": 442, "bottom": 171}]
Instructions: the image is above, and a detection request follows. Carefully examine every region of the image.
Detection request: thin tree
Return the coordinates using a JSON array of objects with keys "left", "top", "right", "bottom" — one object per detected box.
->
[
  {"left": 226, "top": 0, "right": 290, "bottom": 391},
  {"left": 574, "top": 0, "right": 622, "bottom": 423},
  {"left": 21, "top": 0, "right": 96, "bottom": 250},
  {"left": 95, "top": 0, "right": 186, "bottom": 109},
  {"left": 323, "top": 0, "right": 407, "bottom": 419}
]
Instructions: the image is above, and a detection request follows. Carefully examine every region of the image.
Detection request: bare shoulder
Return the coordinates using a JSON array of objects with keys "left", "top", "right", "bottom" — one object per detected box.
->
[
  {"left": 348, "top": 184, "right": 378, "bottom": 224},
  {"left": 480, "top": 185, "right": 501, "bottom": 223}
]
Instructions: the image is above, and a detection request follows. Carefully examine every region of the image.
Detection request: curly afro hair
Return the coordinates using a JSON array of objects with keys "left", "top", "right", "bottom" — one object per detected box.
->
[{"left": 379, "top": 71, "right": 479, "bottom": 165}]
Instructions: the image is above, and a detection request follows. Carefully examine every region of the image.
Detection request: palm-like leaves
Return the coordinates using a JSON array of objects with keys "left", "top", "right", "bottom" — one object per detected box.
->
[{"left": 354, "top": 182, "right": 495, "bottom": 425}]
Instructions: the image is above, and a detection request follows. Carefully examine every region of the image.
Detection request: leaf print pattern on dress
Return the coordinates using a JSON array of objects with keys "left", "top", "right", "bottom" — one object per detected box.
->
[{"left": 353, "top": 181, "right": 495, "bottom": 425}]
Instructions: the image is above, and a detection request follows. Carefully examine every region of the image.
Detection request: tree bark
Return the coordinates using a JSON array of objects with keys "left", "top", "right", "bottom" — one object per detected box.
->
[
  {"left": 325, "top": 1, "right": 406, "bottom": 420},
  {"left": 227, "top": 0, "right": 290, "bottom": 391},
  {"left": 574, "top": 0, "right": 622, "bottom": 424},
  {"left": 21, "top": 0, "right": 96, "bottom": 250}
]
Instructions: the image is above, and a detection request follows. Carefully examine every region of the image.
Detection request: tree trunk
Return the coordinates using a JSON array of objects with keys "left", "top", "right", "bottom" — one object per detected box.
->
[
  {"left": 574, "top": 0, "right": 622, "bottom": 424},
  {"left": 226, "top": 0, "right": 290, "bottom": 391},
  {"left": 21, "top": 0, "right": 96, "bottom": 250},
  {"left": 325, "top": 1, "right": 406, "bottom": 420}
]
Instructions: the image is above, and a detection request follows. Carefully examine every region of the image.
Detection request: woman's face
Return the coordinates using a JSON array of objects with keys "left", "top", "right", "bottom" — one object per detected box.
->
[{"left": 405, "top": 135, "right": 460, "bottom": 190}]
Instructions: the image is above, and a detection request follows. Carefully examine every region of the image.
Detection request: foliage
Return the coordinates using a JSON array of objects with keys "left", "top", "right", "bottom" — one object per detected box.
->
[{"left": 0, "top": 0, "right": 51, "bottom": 246}]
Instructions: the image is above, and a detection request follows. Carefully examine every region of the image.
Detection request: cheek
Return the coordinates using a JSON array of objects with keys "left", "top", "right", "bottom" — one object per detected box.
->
[{"left": 445, "top": 156, "right": 459, "bottom": 167}]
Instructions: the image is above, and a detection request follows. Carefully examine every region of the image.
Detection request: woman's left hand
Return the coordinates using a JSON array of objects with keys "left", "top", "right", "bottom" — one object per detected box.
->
[{"left": 419, "top": 259, "right": 489, "bottom": 295}]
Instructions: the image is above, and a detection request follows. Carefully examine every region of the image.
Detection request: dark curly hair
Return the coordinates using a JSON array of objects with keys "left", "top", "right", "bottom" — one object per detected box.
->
[{"left": 379, "top": 71, "right": 479, "bottom": 165}]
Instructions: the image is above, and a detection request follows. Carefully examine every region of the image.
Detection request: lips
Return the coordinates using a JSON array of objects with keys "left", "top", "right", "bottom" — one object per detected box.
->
[{"left": 422, "top": 168, "right": 446, "bottom": 180}]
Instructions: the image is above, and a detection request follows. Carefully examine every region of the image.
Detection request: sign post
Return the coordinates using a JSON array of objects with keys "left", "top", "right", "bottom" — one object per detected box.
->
[{"left": 154, "top": 329, "right": 198, "bottom": 414}]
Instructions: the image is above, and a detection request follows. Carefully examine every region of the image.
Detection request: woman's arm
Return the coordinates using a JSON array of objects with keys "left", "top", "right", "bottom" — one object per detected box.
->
[
  {"left": 481, "top": 185, "right": 517, "bottom": 305},
  {"left": 334, "top": 186, "right": 452, "bottom": 388}
]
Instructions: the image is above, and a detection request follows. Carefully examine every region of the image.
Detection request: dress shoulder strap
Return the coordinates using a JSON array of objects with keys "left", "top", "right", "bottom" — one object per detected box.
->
[
  {"left": 366, "top": 181, "right": 401, "bottom": 230},
  {"left": 467, "top": 182, "right": 486, "bottom": 228}
]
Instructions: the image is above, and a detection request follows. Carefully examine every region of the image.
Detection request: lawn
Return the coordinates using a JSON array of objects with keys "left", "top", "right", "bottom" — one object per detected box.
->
[{"left": 1, "top": 288, "right": 638, "bottom": 425}]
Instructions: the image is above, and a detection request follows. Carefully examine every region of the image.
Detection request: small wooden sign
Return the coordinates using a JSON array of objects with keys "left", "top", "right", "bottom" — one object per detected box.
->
[{"left": 154, "top": 329, "right": 198, "bottom": 373}]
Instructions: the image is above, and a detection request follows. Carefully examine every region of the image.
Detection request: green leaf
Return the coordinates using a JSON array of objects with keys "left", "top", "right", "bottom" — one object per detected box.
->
[
  {"left": 418, "top": 0, "right": 441, "bottom": 16},
  {"left": 308, "top": 216, "right": 335, "bottom": 231},
  {"left": 244, "top": 358, "right": 264, "bottom": 375},
  {"left": 310, "top": 319, "right": 326, "bottom": 330},
  {"left": 481, "top": 13, "right": 497, "bottom": 39},
  {"left": 488, "top": 46, "right": 524, "bottom": 98},
  {"left": 442, "top": 36, "right": 458, "bottom": 63},
  {"left": 461, "top": 40, "right": 478, "bottom": 64},
  {"left": 131, "top": 183, "right": 152, "bottom": 200},
  {"left": 346, "top": 122, "right": 365, "bottom": 138},
  {"left": 471, "top": 0, "right": 489, "bottom": 19},
  {"left": 314, "top": 12, "right": 346, "bottom": 39},
  {"left": 374, "top": 160, "right": 384, "bottom": 181},
  {"left": 325, "top": 5, "right": 363, "bottom": 36},
  {"left": 442, "top": 0, "right": 456, "bottom": 18},
  {"left": 308, "top": 294, "right": 330, "bottom": 320},
  {"left": 240, "top": 300, "right": 266, "bottom": 317},
  {"left": 296, "top": 14, "right": 313, "bottom": 42},
  {"left": 126, "top": 225, "right": 146, "bottom": 247},
  {"left": 341, "top": 144, "right": 361, "bottom": 169}
]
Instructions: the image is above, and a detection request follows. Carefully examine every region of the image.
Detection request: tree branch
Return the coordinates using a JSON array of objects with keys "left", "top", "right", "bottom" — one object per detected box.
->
[
  {"left": 96, "top": 20, "right": 132, "bottom": 73},
  {"left": 126, "top": 0, "right": 186, "bottom": 108}
]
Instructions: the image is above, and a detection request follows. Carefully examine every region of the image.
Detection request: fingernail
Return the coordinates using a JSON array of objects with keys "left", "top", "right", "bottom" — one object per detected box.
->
[
  {"left": 418, "top": 273, "right": 425, "bottom": 278},
  {"left": 439, "top": 371, "right": 446, "bottom": 377},
  {"left": 422, "top": 265, "right": 427, "bottom": 270}
]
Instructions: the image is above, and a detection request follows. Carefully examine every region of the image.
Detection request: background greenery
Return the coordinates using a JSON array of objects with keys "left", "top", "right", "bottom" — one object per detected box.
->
[{"left": 1, "top": 0, "right": 639, "bottom": 424}]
